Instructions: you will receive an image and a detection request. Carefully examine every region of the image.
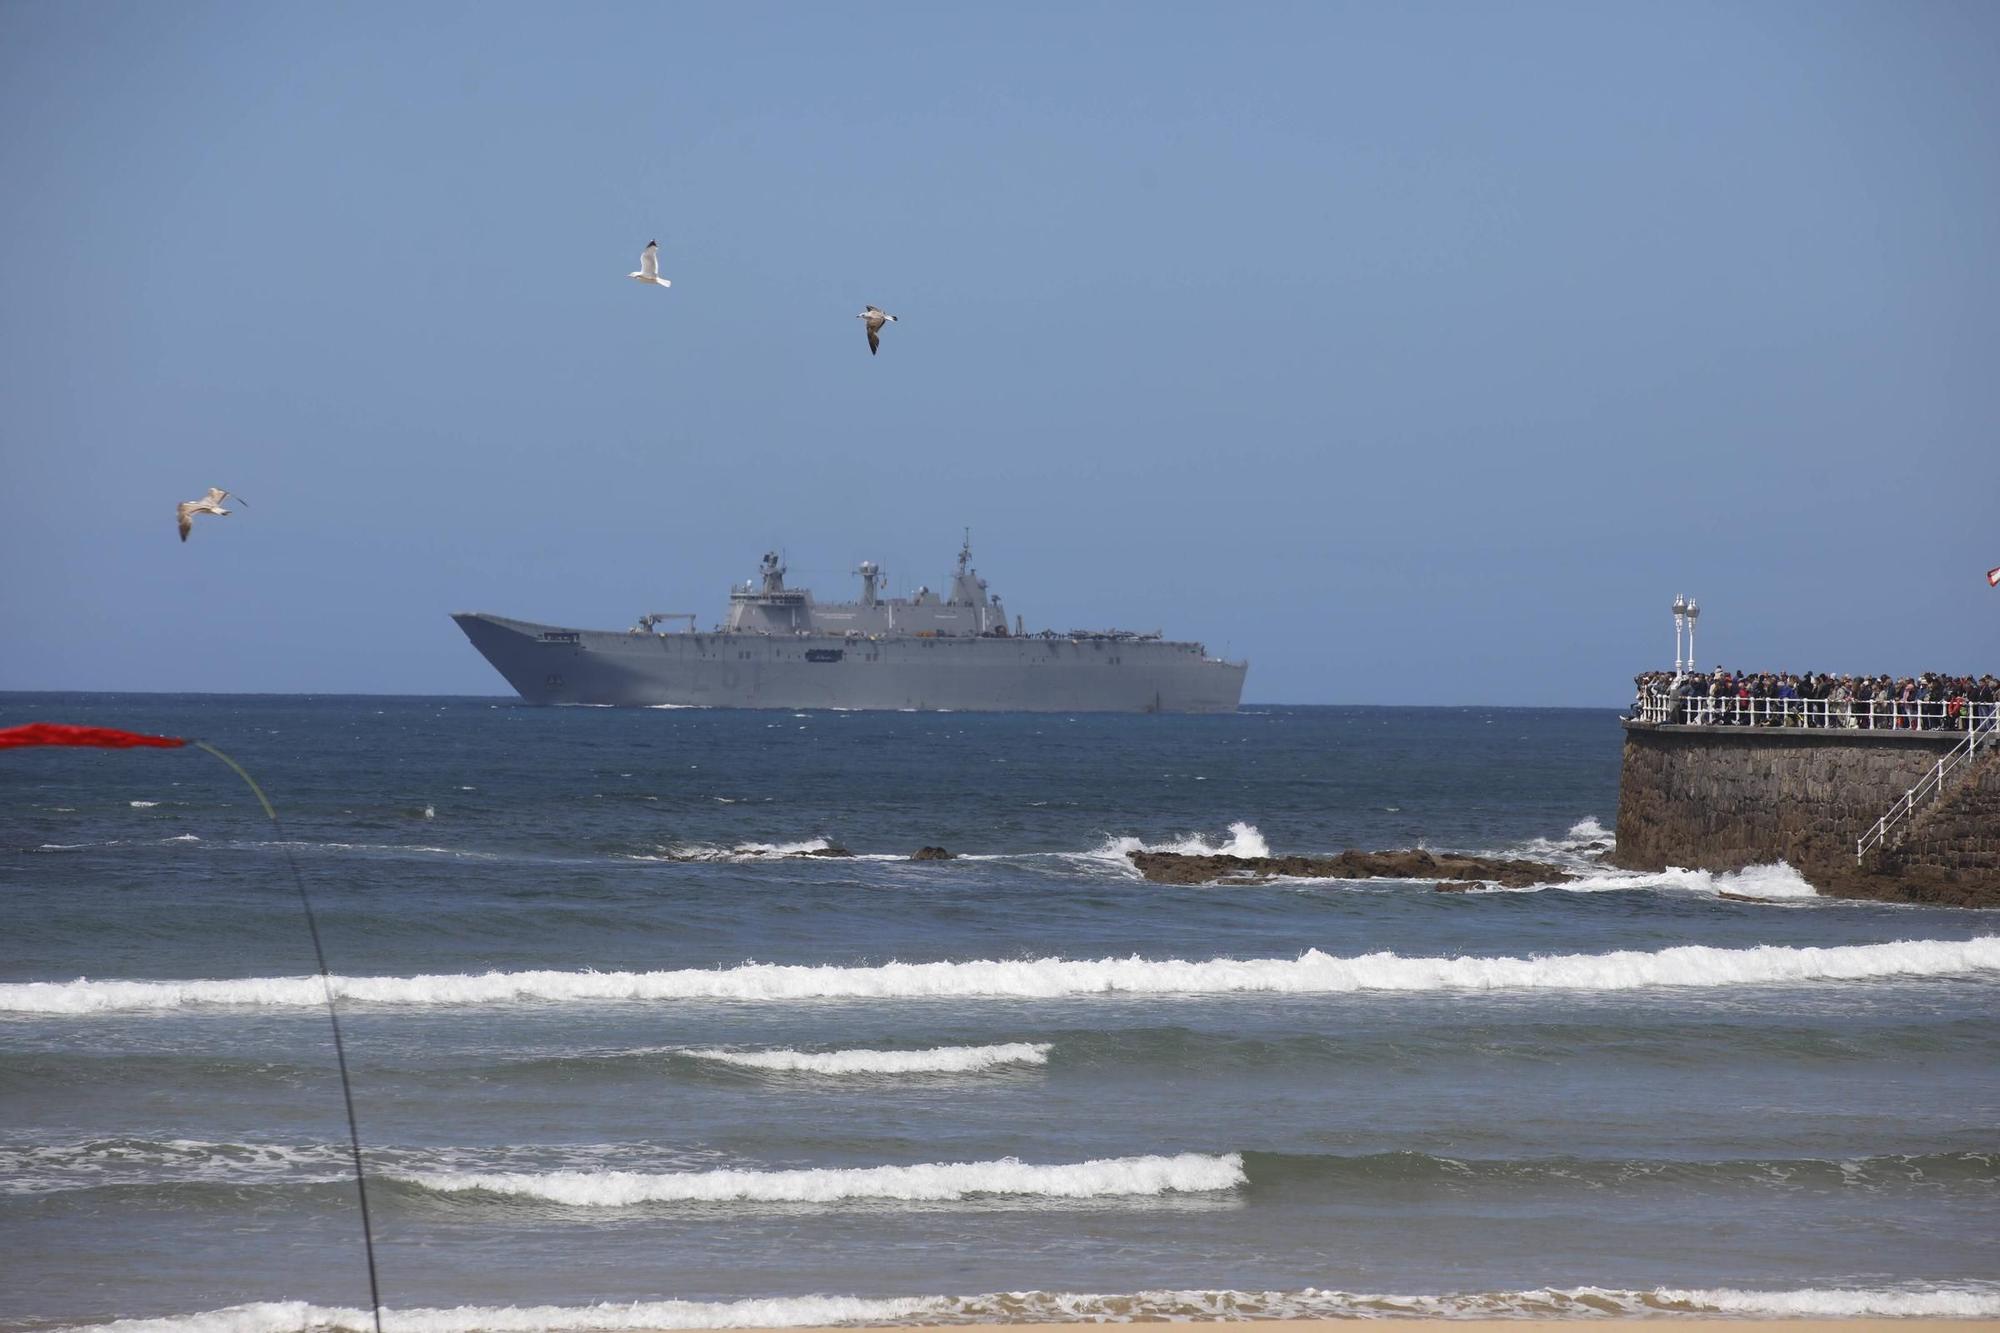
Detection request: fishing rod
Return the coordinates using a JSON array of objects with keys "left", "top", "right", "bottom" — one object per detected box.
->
[{"left": 2, "top": 723, "right": 384, "bottom": 1333}]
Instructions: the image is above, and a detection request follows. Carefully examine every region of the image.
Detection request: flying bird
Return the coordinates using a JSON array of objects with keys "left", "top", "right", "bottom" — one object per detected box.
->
[
  {"left": 856, "top": 306, "right": 897, "bottom": 355},
  {"left": 176, "top": 487, "right": 246, "bottom": 543},
  {"left": 628, "top": 240, "right": 670, "bottom": 288}
]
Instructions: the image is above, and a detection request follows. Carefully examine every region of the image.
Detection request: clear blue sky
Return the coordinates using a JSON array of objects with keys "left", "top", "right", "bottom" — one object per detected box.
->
[{"left": 2, "top": 1, "right": 1992, "bottom": 704}]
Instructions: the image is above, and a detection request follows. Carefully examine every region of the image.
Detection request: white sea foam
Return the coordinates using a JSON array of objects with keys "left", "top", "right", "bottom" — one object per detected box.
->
[
  {"left": 7, "top": 937, "right": 1995, "bottom": 1014},
  {"left": 649, "top": 837, "right": 834, "bottom": 861},
  {"left": 1559, "top": 860, "right": 1821, "bottom": 900},
  {"left": 395, "top": 1151, "right": 1242, "bottom": 1206},
  {"left": 1657, "top": 1284, "right": 2000, "bottom": 1317},
  {"left": 636, "top": 837, "right": 907, "bottom": 864},
  {"left": 61, "top": 1283, "right": 2000, "bottom": 1332},
  {"left": 682, "top": 1042, "right": 1052, "bottom": 1075},
  {"left": 1672, "top": 861, "right": 1821, "bottom": 899},
  {"left": 1520, "top": 816, "right": 1615, "bottom": 857},
  {"left": 129, "top": 800, "right": 160, "bottom": 808},
  {"left": 0, "top": 1138, "right": 349, "bottom": 1196},
  {"left": 1091, "top": 821, "right": 1271, "bottom": 866}
]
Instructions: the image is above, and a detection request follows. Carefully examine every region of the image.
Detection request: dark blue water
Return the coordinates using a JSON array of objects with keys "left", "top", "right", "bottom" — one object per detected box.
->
[{"left": 3, "top": 696, "right": 1997, "bottom": 1331}]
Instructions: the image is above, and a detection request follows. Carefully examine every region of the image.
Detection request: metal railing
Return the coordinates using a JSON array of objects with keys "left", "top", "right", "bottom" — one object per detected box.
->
[
  {"left": 1856, "top": 709, "right": 1999, "bottom": 861},
  {"left": 1633, "top": 692, "right": 1998, "bottom": 732}
]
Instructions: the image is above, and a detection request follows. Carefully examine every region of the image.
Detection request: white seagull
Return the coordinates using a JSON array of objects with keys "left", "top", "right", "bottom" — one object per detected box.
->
[
  {"left": 176, "top": 487, "right": 247, "bottom": 543},
  {"left": 628, "top": 240, "right": 671, "bottom": 288},
  {"left": 856, "top": 305, "right": 897, "bottom": 356}
]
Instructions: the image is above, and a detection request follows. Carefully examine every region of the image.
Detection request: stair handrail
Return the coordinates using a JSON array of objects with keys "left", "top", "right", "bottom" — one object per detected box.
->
[{"left": 1856, "top": 709, "right": 1998, "bottom": 861}]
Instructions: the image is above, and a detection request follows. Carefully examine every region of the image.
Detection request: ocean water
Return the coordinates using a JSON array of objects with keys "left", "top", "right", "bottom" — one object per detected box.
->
[{"left": 2, "top": 695, "right": 1997, "bottom": 1332}]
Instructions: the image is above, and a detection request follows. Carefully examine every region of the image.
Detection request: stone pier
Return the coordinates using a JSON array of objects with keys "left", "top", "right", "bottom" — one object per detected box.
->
[{"left": 1614, "top": 722, "right": 2000, "bottom": 908}]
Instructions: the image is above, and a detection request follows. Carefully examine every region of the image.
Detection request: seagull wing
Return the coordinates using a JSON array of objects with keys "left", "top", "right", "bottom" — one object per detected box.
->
[
  {"left": 867, "top": 324, "right": 880, "bottom": 355},
  {"left": 177, "top": 502, "right": 195, "bottom": 542},
  {"left": 205, "top": 487, "right": 228, "bottom": 504}
]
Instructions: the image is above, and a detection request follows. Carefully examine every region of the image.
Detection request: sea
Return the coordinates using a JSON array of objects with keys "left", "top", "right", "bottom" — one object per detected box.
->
[{"left": 3, "top": 695, "right": 1997, "bottom": 1332}]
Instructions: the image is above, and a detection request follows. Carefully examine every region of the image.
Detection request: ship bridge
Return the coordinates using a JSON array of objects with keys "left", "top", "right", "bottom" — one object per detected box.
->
[{"left": 723, "top": 534, "right": 1016, "bottom": 638}]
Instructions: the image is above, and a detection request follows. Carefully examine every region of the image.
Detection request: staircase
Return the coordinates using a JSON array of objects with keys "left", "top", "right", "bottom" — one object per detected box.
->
[{"left": 1856, "top": 710, "right": 2000, "bottom": 861}]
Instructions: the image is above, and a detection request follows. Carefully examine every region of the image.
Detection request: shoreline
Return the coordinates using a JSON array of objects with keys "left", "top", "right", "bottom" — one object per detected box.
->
[{"left": 685, "top": 1324, "right": 2000, "bottom": 1332}]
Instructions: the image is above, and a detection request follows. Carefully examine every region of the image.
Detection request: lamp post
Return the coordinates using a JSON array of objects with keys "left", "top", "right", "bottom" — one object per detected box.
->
[
  {"left": 1686, "top": 598, "right": 1701, "bottom": 674},
  {"left": 1671, "top": 594, "right": 1688, "bottom": 678}
]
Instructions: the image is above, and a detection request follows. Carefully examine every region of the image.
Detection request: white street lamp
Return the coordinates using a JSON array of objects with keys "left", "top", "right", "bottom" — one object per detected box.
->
[
  {"left": 1686, "top": 598, "right": 1701, "bottom": 673},
  {"left": 1671, "top": 594, "right": 1688, "bottom": 677}
]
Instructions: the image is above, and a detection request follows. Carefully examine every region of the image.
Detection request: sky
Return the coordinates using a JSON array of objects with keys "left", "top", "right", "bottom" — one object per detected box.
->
[{"left": 1, "top": 0, "right": 1993, "bottom": 705}]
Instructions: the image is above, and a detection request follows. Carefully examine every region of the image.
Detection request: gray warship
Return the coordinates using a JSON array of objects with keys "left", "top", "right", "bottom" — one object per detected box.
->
[{"left": 453, "top": 536, "right": 1248, "bottom": 712}]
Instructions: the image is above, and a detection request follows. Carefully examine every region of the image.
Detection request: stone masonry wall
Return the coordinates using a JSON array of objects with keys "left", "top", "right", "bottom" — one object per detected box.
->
[
  {"left": 1613, "top": 723, "right": 1998, "bottom": 905},
  {"left": 1867, "top": 740, "right": 2000, "bottom": 904}
]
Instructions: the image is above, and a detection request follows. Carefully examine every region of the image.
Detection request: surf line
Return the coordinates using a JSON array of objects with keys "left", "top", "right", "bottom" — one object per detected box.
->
[{"left": 0, "top": 723, "right": 384, "bottom": 1333}]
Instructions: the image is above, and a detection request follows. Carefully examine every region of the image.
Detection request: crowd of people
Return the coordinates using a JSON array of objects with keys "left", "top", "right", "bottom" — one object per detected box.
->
[{"left": 1631, "top": 669, "right": 2000, "bottom": 731}]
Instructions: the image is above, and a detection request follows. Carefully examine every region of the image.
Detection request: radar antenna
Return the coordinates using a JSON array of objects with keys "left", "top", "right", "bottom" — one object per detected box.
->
[{"left": 855, "top": 560, "right": 884, "bottom": 607}]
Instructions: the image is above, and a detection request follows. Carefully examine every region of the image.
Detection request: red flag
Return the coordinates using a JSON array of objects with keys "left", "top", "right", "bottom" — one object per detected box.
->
[{"left": 0, "top": 722, "right": 186, "bottom": 750}]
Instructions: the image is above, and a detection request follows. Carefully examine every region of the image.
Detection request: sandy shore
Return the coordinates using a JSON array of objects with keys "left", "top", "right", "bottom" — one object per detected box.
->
[{"left": 711, "top": 1324, "right": 2000, "bottom": 1333}]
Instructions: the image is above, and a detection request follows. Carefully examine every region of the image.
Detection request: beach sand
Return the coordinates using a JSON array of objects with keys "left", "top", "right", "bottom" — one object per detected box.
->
[{"left": 711, "top": 1324, "right": 2000, "bottom": 1333}]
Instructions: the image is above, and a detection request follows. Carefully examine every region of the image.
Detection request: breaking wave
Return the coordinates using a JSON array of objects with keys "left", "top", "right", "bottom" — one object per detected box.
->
[
  {"left": 633, "top": 838, "right": 902, "bottom": 863},
  {"left": 63, "top": 1282, "right": 2000, "bottom": 1331},
  {"left": 8, "top": 937, "right": 1996, "bottom": 1014},
  {"left": 681, "top": 1042, "right": 1052, "bottom": 1074},
  {"left": 1519, "top": 816, "right": 1615, "bottom": 859},
  {"left": 1089, "top": 821, "right": 1271, "bottom": 865},
  {"left": 394, "top": 1152, "right": 1243, "bottom": 1206},
  {"left": 670, "top": 837, "right": 836, "bottom": 860},
  {"left": 1557, "top": 861, "right": 1821, "bottom": 900}
]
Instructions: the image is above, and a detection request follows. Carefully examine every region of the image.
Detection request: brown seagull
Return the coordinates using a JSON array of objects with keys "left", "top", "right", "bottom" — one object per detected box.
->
[
  {"left": 856, "top": 305, "right": 898, "bottom": 356},
  {"left": 176, "top": 487, "right": 247, "bottom": 542}
]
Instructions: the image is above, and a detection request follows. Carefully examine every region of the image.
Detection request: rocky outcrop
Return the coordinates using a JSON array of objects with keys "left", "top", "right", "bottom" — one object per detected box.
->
[
  {"left": 792, "top": 845, "right": 855, "bottom": 858},
  {"left": 1129, "top": 848, "right": 1569, "bottom": 889},
  {"left": 910, "top": 846, "right": 955, "bottom": 861}
]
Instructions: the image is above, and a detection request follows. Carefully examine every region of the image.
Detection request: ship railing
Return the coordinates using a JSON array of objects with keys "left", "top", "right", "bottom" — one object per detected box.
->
[
  {"left": 1632, "top": 692, "right": 1997, "bottom": 733},
  {"left": 1855, "top": 709, "right": 1999, "bottom": 861}
]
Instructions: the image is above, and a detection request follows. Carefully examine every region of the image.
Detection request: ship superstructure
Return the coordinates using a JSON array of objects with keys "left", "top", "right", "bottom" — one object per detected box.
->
[{"left": 453, "top": 535, "right": 1247, "bottom": 712}]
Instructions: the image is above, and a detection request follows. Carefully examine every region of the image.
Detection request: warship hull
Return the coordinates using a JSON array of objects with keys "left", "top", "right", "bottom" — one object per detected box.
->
[{"left": 453, "top": 613, "right": 1248, "bottom": 713}]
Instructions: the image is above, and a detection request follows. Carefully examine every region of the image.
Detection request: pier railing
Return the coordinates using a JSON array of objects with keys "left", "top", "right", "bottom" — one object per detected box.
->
[
  {"left": 1633, "top": 693, "right": 1997, "bottom": 732},
  {"left": 1856, "top": 709, "right": 1999, "bottom": 861}
]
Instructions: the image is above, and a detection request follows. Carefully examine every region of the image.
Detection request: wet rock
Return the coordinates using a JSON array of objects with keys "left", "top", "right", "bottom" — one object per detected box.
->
[
  {"left": 1432, "top": 882, "right": 1474, "bottom": 893},
  {"left": 910, "top": 846, "right": 955, "bottom": 861},
  {"left": 1128, "top": 847, "right": 1569, "bottom": 889},
  {"left": 791, "top": 845, "right": 855, "bottom": 859}
]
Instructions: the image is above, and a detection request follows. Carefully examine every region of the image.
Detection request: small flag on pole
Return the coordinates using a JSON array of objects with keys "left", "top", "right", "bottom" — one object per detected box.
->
[{"left": 1989, "top": 567, "right": 2000, "bottom": 588}]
